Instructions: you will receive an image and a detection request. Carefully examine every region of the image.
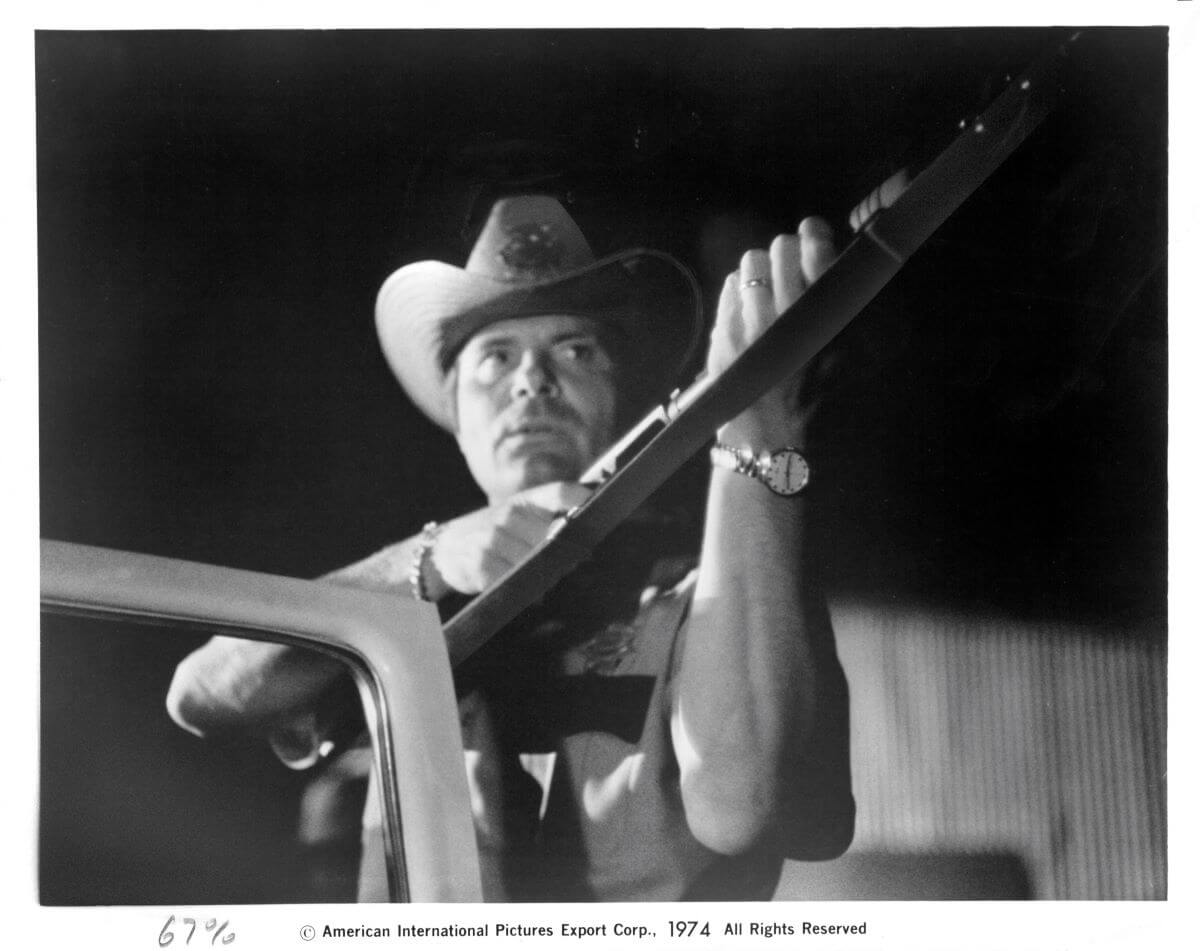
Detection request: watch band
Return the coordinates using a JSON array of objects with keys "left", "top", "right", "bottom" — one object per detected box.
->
[
  {"left": 710, "top": 442, "right": 810, "bottom": 496},
  {"left": 709, "top": 443, "right": 759, "bottom": 479}
]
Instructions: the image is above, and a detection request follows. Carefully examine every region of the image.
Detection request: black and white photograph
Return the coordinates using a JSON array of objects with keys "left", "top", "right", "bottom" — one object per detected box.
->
[{"left": 14, "top": 5, "right": 1194, "bottom": 946}]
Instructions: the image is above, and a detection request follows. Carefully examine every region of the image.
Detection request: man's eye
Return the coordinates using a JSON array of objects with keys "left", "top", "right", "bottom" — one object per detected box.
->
[
  {"left": 559, "top": 339, "right": 615, "bottom": 373},
  {"left": 561, "top": 341, "right": 595, "bottom": 361},
  {"left": 475, "top": 350, "right": 510, "bottom": 382}
]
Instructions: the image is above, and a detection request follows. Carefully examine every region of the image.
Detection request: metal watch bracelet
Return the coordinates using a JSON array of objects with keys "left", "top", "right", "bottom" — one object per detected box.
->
[{"left": 709, "top": 442, "right": 810, "bottom": 496}]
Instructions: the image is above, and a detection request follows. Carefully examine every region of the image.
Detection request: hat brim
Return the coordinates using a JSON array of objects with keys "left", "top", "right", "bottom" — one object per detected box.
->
[{"left": 376, "top": 249, "right": 703, "bottom": 431}]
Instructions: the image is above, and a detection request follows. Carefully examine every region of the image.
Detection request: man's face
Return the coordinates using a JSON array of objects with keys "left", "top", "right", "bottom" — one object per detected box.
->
[{"left": 453, "top": 314, "right": 620, "bottom": 504}]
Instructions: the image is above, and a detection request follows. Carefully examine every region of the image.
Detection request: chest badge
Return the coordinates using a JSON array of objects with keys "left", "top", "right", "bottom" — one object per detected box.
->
[{"left": 581, "top": 621, "right": 637, "bottom": 675}]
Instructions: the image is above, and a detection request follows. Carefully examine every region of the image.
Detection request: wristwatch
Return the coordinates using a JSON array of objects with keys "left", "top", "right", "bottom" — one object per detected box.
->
[{"left": 709, "top": 443, "right": 810, "bottom": 496}]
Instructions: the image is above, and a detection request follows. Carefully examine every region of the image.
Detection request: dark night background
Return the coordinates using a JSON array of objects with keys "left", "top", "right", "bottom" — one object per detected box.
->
[{"left": 36, "top": 28, "right": 1167, "bottom": 903}]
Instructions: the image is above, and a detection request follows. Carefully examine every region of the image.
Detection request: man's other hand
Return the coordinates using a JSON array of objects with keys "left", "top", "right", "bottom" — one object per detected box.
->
[
  {"left": 707, "top": 216, "right": 837, "bottom": 446},
  {"left": 425, "top": 481, "right": 595, "bottom": 597}
]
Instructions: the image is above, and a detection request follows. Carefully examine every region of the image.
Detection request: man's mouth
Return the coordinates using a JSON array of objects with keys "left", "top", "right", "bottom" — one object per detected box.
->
[{"left": 499, "top": 421, "right": 569, "bottom": 446}]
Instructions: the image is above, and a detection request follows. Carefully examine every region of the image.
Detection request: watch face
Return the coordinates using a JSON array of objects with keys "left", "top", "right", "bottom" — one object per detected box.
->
[{"left": 764, "top": 450, "right": 810, "bottom": 495}]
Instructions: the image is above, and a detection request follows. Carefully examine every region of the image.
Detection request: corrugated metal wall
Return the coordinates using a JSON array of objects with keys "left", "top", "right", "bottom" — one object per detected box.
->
[{"left": 827, "top": 600, "right": 1166, "bottom": 899}]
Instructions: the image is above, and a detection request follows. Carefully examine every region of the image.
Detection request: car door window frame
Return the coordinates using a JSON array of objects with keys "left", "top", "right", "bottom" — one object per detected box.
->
[{"left": 40, "top": 539, "right": 482, "bottom": 903}]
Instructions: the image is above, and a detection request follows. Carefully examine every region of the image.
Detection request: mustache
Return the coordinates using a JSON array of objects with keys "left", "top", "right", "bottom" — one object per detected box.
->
[{"left": 495, "top": 400, "right": 585, "bottom": 444}]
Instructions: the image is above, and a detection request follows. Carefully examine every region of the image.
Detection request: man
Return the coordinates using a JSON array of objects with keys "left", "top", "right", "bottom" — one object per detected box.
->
[{"left": 167, "top": 195, "right": 854, "bottom": 901}]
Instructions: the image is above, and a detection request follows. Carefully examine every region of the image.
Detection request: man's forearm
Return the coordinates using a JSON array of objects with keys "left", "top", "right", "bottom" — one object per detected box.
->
[
  {"left": 672, "top": 405, "right": 850, "bottom": 854},
  {"left": 166, "top": 635, "right": 344, "bottom": 737},
  {"left": 166, "top": 538, "right": 424, "bottom": 737}
]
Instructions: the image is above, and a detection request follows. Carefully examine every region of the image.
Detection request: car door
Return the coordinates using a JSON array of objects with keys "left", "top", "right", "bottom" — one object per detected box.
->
[{"left": 40, "top": 539, "right": 482, "bottom": 903}]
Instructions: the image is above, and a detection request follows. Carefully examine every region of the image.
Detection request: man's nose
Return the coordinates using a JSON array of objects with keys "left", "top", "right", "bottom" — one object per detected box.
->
[{"left": 511, "top": 350, "right": 559, "bottom": 399}]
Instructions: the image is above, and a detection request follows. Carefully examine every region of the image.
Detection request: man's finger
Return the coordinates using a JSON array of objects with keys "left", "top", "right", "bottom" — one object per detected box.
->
[
  {"left": 715, "top": 271, "right": 741, "bottom": 328},
  {"left": 478, "top": 549, "right": 516, "bottom": 587},
  {"left": 738, "top": 249, "right": 774, "bottom": 339},
  {"left": 706, "top": 273, "right": 741, "bottom": 372},
  {"left": 491, "top": 524, "right": 539, "bottom": 565},
  {"left": 770, "top": 233, "right": 804, "bottom": 313},
  {"left": 522, "top": 480, "right": 594, "bottom": 515},
  {"left": 499, "top": 503, "right": 559, "bottom": 546},
  {"left": 799, "top": 216, "right": 836, "bottom": 285}
]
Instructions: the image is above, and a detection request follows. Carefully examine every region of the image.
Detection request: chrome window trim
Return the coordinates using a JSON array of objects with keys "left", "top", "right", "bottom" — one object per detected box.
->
[{"left": 40, "top": 539, "right": 482, "bottom": 902}]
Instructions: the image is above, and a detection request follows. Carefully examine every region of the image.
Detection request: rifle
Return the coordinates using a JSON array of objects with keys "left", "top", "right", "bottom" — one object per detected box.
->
[{"left": 443, "top": 31, "right": 1083, "bottom": 668}]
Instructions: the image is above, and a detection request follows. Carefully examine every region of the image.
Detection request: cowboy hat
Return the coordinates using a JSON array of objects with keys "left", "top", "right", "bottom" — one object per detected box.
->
[{"left": 375, "top": 195, "right": 703, "bottom": 431}]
